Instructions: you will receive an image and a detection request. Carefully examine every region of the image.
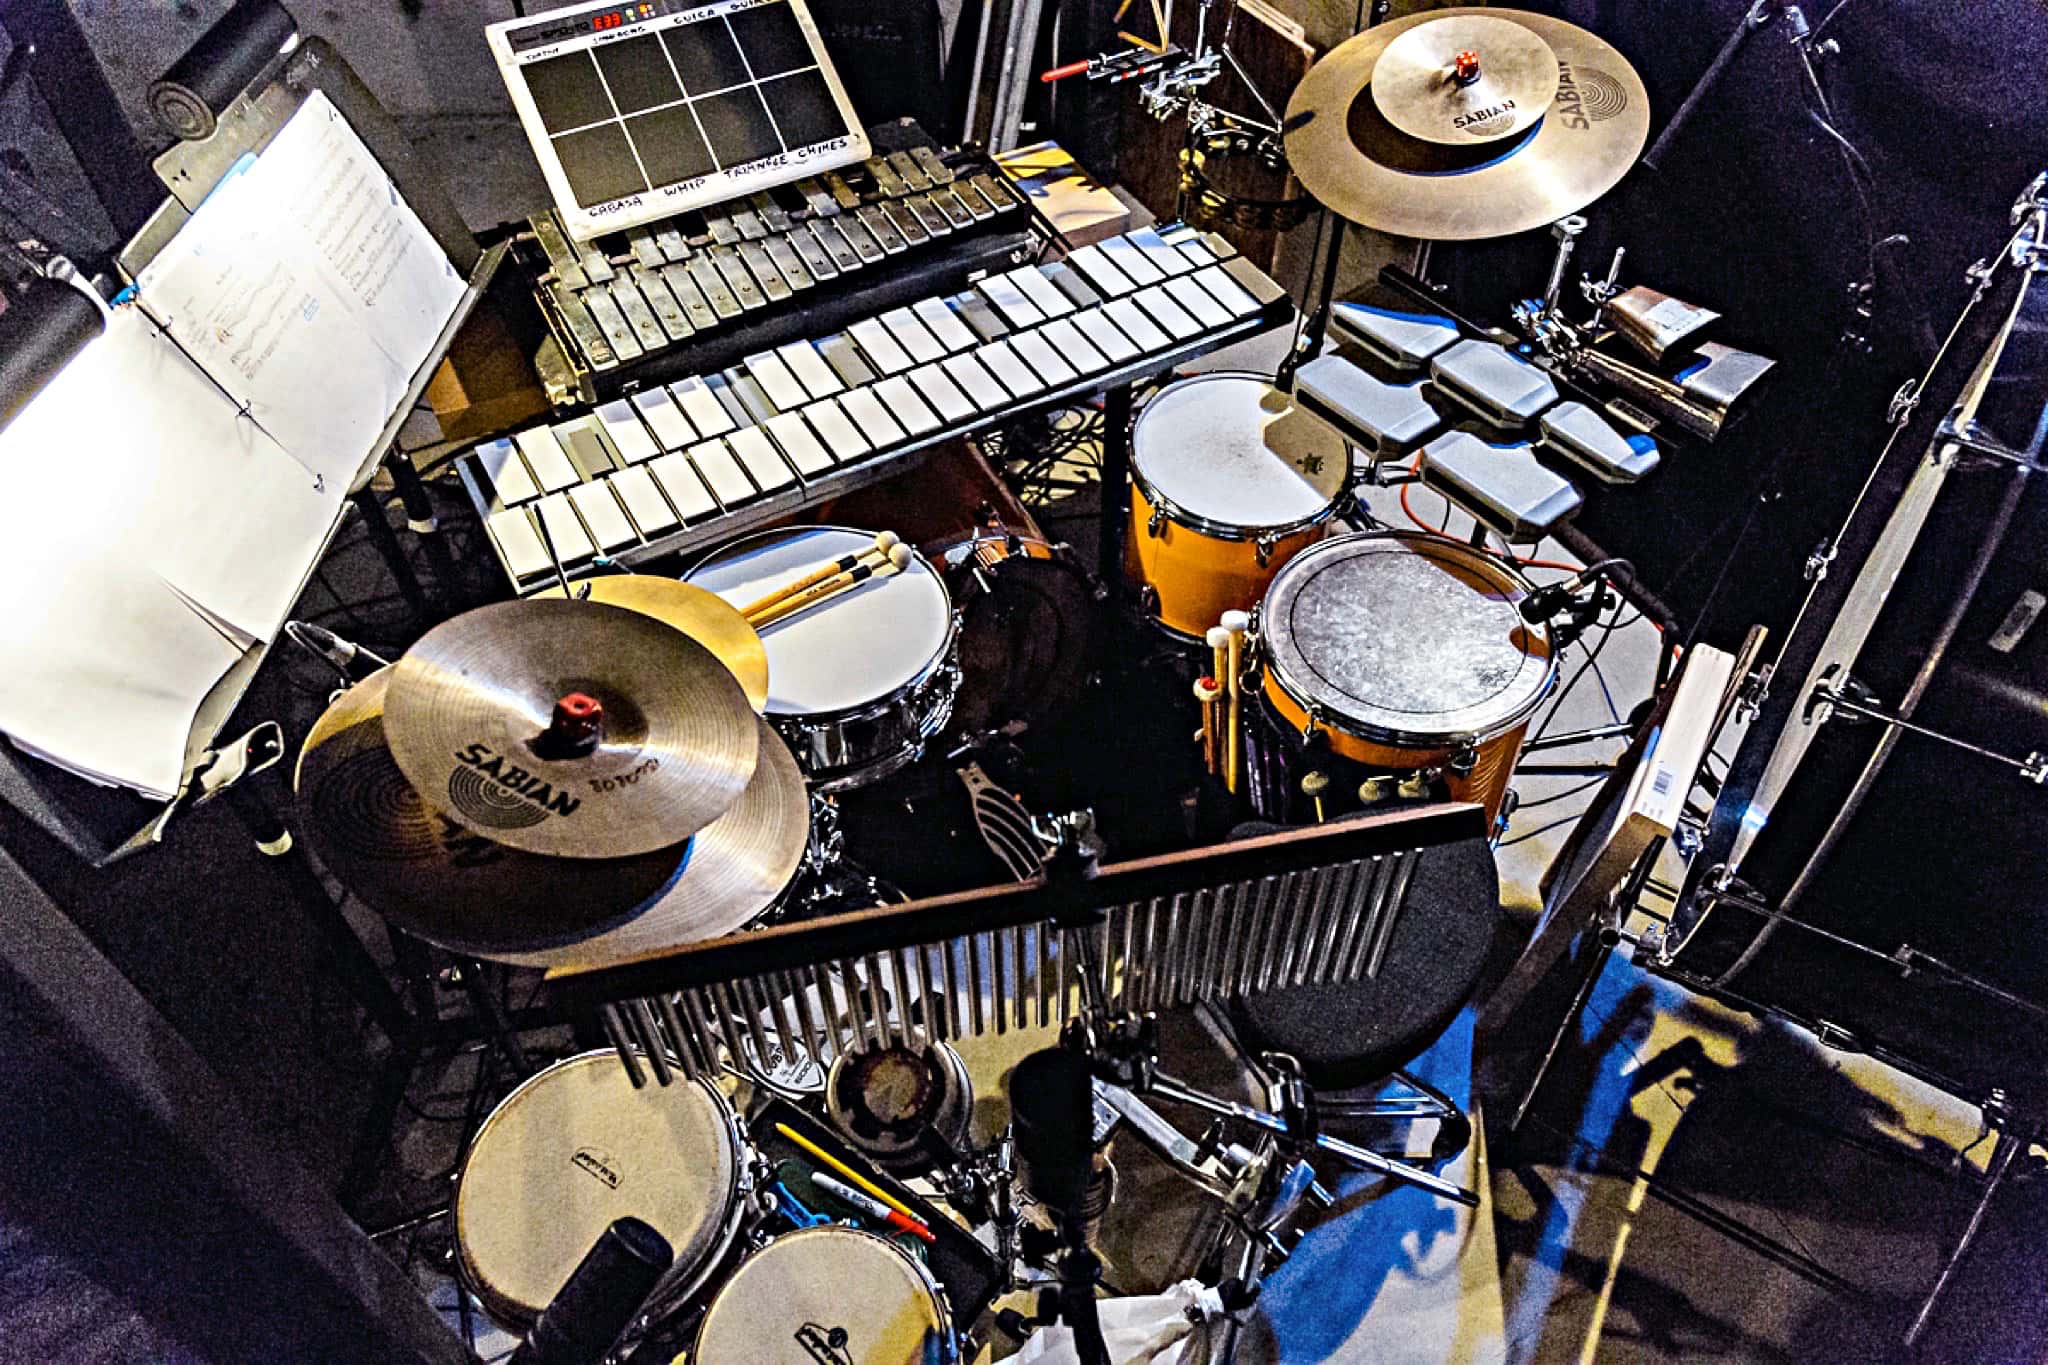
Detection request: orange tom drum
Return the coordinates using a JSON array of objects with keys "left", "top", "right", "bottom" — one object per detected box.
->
[
  {"left": 1253, "top": 532, "right": 1556, "bottom": 825},
  {"left": 1125, "top": 372, "right": 1349, "bottom": 639}
]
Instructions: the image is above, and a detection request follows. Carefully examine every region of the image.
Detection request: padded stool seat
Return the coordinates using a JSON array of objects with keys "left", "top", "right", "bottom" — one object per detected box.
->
[{"left": 1230, "top": 836, "right": 1500, "bottom": 1092}]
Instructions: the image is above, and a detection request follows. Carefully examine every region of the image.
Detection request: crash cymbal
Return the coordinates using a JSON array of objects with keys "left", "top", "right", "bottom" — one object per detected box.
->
[
  {"left": 1369, "top": 13, "right": 1557, "bottom": 145},
  {"left": 386, "top": 600, "right": 758, "bottom": 858},
  {"left": 495, "top": 714, "right": 809, "bottom": 974},
  {"left": 1284, "top": 8, "right": 1649, "bottom": 240},
  {"left": 534, "top": 576, "right": 769, "bottom": 713},
  {"left": 296, "top": 670, "right": 691, "bottom": 956}
]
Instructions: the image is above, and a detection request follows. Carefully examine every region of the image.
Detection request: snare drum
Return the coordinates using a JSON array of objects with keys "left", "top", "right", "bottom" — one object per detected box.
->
[
  {"left": 454, "top": 1052, "right": 750, "bottom": 1329},
  {"left": 693, "top": 1225, "right": 957, "bottom": 1364},
  {"left": 687, "top": 527, "right": 961, "bottom": 792},
  {"left": 1126, "top": 372, "right": 1349, "bottom": 639},
  {"left": 1253, "top": 532, "right": 1555, "bottom": 824}
]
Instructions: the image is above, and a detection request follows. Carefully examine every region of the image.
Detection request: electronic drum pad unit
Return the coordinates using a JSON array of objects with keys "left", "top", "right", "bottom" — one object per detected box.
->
[
  {"left": 1283, "top": 8, "right": 1649, "bottom": 240},
  {"left": 487, "top": 0, "right": 870, "bottom": 241}
]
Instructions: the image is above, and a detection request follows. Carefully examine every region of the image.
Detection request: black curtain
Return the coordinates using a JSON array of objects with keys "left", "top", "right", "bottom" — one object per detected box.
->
[{"left": 1435, "top": 0, "right": 2048, "bottom": 647}]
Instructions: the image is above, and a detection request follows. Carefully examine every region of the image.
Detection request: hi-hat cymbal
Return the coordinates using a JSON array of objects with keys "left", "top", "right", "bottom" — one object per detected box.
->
[
  {"left": 1370, "top": 14, "right": 1557, "bottom": 145},
  {"left": 534, "top": 576, "right": 769, "bottom": 713},
  {"left": 1284, "top": 8, "right": 1649, "bottom": 240},
  {"left": 495, "top": 712, "right": 809, "bottom": 973},
  {"left": 296, "top": 670, "right": 691, "bottom": 956},
  {"left": 386, "top": 600, "right": 758, "bottom": 858}
]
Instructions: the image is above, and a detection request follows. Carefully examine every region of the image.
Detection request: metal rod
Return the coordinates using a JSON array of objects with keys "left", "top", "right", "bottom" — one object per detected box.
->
[
  {"left": 1523, "top": 721, "right": 1638, "bottom": 752},
  {"left": 1810, "top": 684, "right": 2045, "bottom": 780},
  {"left": 1150, "top": 1073, "right": 1477, "bottom": 1206}
]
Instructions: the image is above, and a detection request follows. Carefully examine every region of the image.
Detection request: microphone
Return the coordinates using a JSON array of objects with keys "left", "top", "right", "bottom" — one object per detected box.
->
[
  {"left": 1519, "top": 559, "right": 1633, "bottom": 624},
  {"left": 284, "top": 621, "right": 389, "bottom": 677},
  {"left": 1008, "top": 1048, "right": 1098, "bottom": 1217},
  {"left": 508, "top": 1217, "right": 673, "bottom": 1365}
]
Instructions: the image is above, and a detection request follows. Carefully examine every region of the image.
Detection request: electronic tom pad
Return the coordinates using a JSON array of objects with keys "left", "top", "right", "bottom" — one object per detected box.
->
[{"left": 487, "top": 0, "right": 869, "bottom": 241}]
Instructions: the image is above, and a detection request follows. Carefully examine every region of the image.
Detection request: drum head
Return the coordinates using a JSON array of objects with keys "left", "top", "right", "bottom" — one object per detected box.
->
[
  {"left": 455, "top": 1053, "right": 739, "bottom": 1323},
  {"left": 1131, "top": 372, "right": 1347, "bottom": 533},
  {"left": 695, "top": 1225, "right": 950, "bottom": 1364},
  {"left": 686, "top": 527, "right": 953, "bottom": 717},
  {"left": 1264, "top": 532, "right": 1554, "bottom": 744}
]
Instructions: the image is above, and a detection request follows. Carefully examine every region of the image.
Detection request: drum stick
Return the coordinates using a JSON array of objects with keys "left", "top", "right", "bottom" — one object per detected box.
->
[
  {"left": 1193, "top": 677, "right": 1222, "bottom": 775},
  {"left": 738, "top": 531, "right": 900, "bottom": 620},
  {"left": 1205, "top": 626, "right": 1231, "bottom": 780},
  {"left": 748, "top": 545, "right": 913, "bottom": 628},
  {"left": 1221, "top": 611, "right": 1250, "bottom": 795},
  {"left": 774, "top": 1123, "right": 919, "bottom": 1221},
  {"left": 1207, "top": 627, "right": 1230, "bottom": 699}
]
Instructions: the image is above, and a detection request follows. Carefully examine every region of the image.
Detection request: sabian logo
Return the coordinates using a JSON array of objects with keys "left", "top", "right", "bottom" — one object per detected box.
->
[
  {"left": 446, "top": 743, "right": 582, "bottom": 829},
  {"left": 571, "top": 1148, "right": 621, "bottom": 1189},
  {"left": 1555, "top": 61, "right": 1589, "bottom": 129},
  {"left": 1453, "top": 99, "right": 1515, "bottom": 131},
  {"left": 795, "top": 1323, "right": 854, "bottom": 1364}
]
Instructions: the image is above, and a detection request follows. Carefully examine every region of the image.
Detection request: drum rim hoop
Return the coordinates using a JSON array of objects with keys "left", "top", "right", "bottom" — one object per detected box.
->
[
  {"left": 686, "top": 524, "right": 962, "bottom": 720},
  {"left": 1131, "top": 370, "right": 1348, "bottom": 538},
  {"left": 694, "top": 1223, "right": 956, "bottom": 1354},
  {"left": 1261, "top": 531, "right": 1557, "bottom": 744},
  {"left": 453, "top": 1050, "right": 746, "bottom": 1320}
]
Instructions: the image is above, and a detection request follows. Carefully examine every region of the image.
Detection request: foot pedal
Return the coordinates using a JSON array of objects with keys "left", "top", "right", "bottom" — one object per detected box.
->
[
  {"left": 1294, "top": 355, "right": 1441, "bottom": 457},
  {"left": 1429, "top": 338, "right": 1560, "bottom": 428},
  {"left": 1419, "top": 431, "right": 1582, "bottom": 542},
  {"left": 1539, "top": 400, "right": 1660, "bottom": 484},
  {"left": 1332, "top": 302, "right": 1459, "bottom": 370}
]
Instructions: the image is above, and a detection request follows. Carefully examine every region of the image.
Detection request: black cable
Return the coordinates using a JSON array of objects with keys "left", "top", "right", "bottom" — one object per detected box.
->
[
  {"left": 1498, "top": 812, "right": 1586, "bottom": 848},
  {"left": 1513, "top": 775, "right": 1610, "bottom": 813}
]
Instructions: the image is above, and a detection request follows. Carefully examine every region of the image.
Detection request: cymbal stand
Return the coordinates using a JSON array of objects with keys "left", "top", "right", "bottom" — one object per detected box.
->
[{"left": 1272, "top": 4, "right": 1395, "bottom": 392}]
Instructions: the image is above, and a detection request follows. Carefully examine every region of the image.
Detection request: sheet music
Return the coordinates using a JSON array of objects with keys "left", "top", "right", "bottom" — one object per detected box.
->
[
  {"left": 0, "top": 303, "right": 345, "bottom": 796},
  {"left": 135, "top": 90, "right": 464, "bottom": 490}
]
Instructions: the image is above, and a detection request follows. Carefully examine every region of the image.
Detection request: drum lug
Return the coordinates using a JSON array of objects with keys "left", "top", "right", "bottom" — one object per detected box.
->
[
  {"left": 1148, "top": 506, "right": 1168, "bottom": 537},
  {"left": 1447, "top": 745, "right": 1478, "bottom": 778},
  {"left": 1255, "top": 531, "right": 1279, "bottom": 567},
  {"left": 1138, "top": 583, "right": 1160, "bottom": 617}
]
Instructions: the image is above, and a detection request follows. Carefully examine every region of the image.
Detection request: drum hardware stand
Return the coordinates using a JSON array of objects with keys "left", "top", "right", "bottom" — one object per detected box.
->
[
  {"left": 1905, "top": 1092, "right": 2045, "bottom": 1349},
  {"left": 1094, "top": 384, "right": 1139, "bottom": 590},
  {"left": 789, "top": 793, "right": 899, "bottom": 915}
]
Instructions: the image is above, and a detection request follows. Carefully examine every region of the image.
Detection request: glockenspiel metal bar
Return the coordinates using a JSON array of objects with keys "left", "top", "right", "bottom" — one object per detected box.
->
[
  {"left": 793, "top": 965, "right": 831, "bottom": 1064},
  {"left": 1332, "top": 856, "right": 1385, "bottom": 982},
  {"left": 599, "top": 1004, "right": 647, "bottom": 1087},
  {"left": 1310, "top": 861, "right": 1358, "bottom": 984},
  {"left": 630, "top": 999, "right": 674, "bottom": 1085},
  {"left": 1365, "top": 847, "right": 1421, "bottom": 979},
  {"left": 657, "top": 993, "right": 703, "bottom": 1077}
]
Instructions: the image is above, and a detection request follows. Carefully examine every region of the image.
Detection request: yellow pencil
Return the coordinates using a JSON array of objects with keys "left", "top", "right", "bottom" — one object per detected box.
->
[{"left": 775, "top": 1123, "right": 918, "bottom": 1221}]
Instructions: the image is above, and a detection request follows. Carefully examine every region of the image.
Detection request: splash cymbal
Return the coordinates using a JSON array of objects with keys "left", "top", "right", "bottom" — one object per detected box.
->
[
  {"left": 1284, "top": 8, "right": 1649, "bottom": 240},
  {"left": 386, "top": 600, "right": 758, "bottom": 858},
  {"left": 1369, "top": 14, "right": 1557, "bottom": 145},
  {"left": 503, "top": 713, "right": 810, "bottom": 974},
  {"left": 533, "top": 576, "right": 769, "bottom": 713},
  {"left": 295, "top": 670, "right": 690, "bottom": 956}
]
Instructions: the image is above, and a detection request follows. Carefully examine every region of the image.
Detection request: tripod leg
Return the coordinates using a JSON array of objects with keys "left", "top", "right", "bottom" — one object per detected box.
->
[
  {"left": 1904, "top": 1130, "right": 2023, "bottom": 1348},
  {"left": 456, "top": 960, "right": 533, "bottom": 1074},
  {"left": 350, "top": 486, "right": 428, "bottom": 615},
  {"left": 221, "top": 782, "right": 414, "bottom": 1048}
]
